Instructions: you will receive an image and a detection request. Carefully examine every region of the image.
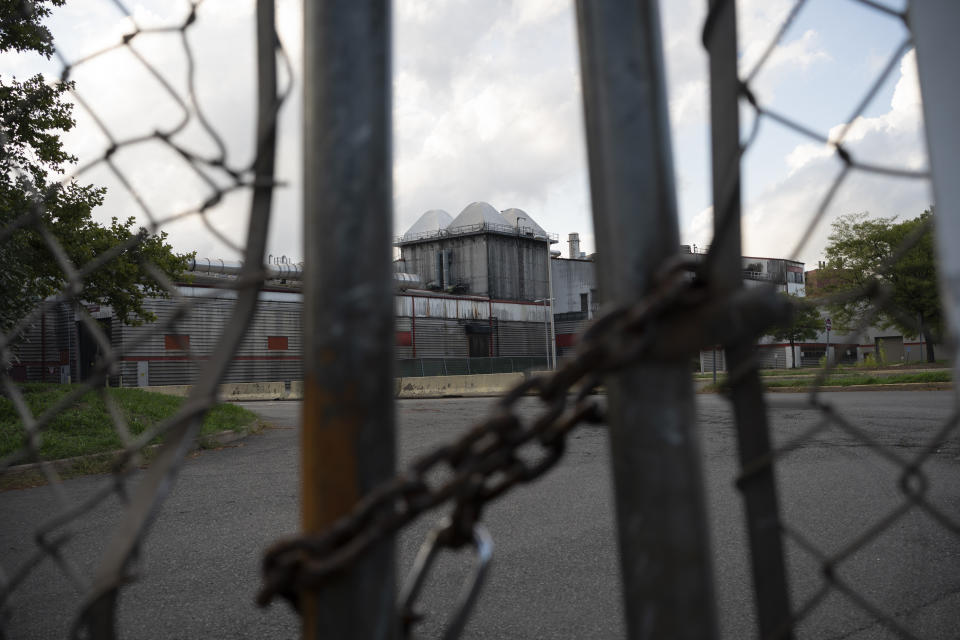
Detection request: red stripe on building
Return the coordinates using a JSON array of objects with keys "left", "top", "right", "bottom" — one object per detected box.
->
[
  {"left": 120, "top": 355, "right": 302, "bottom": 362},
  {"left": 556, "top": 333, "right": 577, "bottom": 348}
]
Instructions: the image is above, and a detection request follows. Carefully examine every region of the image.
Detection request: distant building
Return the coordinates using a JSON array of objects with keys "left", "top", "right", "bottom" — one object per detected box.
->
[
  {"left": 394, "top": 202, "right": 558, "bottom": 302},
  {"left": 550, "top": 233, "right": 597, "bottom": 359},
  {"left": 739, "top": 255, "right": 806, "bottom": 295}
]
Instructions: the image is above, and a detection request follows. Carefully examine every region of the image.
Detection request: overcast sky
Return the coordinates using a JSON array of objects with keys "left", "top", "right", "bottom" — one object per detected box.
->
[{"left": 1, "top": 0, "right": 932, "bottom": 268}]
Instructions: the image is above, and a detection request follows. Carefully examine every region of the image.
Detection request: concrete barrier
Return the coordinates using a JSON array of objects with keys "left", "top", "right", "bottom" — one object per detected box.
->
[
  {"left": 142, "top": 373, "right": 530, "bottom": 401},
  {"left": 218, "top": 381, "right": 286, "bottom": 401},
  {"left": 144, "top": 381, "right": 286, "bottom": 401},
  {"left": 142, "top": 384, "right": 192, "bottom": 397},
  {"left": 288, "top": 380, "right": 304, "bottom": 400},
  {"left": 395, "top": 372, "right": 526, "bottom": 399}
]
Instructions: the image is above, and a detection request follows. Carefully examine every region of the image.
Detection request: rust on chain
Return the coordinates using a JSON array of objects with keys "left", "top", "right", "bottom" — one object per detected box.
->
[{"left": 257, "top": 264, "right": 790, "bottom": 611}]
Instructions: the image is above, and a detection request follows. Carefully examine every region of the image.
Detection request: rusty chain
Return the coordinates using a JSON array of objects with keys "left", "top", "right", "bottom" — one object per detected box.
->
[
  {"left": 255, "top": 261, "right": 693, "bottom": 609},
  {"left": 257, "top": 256, "right": 792, "bottom": 613}
]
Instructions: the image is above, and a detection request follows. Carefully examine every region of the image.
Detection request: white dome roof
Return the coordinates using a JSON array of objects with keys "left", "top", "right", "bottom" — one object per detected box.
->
[
  {"left": 501, "top": 208, "right": 546, "bottom": 236},
  {"left": 403, "top": 209, "right": 453, "bottom": 239},
  {"left": 449, "top": 201, "right": 509, "bottom": 229}
]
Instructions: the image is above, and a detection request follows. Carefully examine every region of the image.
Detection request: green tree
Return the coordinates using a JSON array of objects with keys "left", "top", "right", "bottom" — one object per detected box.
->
[
  {"left": 0, "top": 1, "right": 191, "bottom": 333},
  {"left": 768, "top": 294, "right": 822, "bottom": 368},
  {"left": 815, "top": 210, "right": 940, "bottom": 362}
]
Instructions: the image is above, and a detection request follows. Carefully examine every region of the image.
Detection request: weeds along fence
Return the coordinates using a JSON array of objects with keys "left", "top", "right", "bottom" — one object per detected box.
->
[{"left": 2, "top": 1, "right": 960, "bottom": 639}]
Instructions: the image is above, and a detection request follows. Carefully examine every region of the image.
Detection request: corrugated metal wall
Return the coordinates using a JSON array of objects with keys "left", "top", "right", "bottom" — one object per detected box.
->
[
  {"left": 6, "top": 302, "right": 74, "bottom": 383},
  {"left": 554, "top": 316, "right": 590, "bottom": 358},
  {"left": 118, "top": 291, "right": 303, "bottom": 387},
  {"left": 411, "top": 318, "right": 467, "bottom": 358},
  {"left": 700, "top": 348, "right": 727, "bottom": 373},
  {"left": 495, "top": 321, "right": 548, "bottom": 358},
  {"left": 551, "top": 259, "right": 596, "bottom": 315},
  {"left": 9, "top": 288, "right": 561, "bottom": 387},
  {"left": 395, "top": 316, "right": 413, "bottom": 359},
  {"left": 486, "top": 235, "right": 549, "bottom": 302},
  {"left": 753, "top": 345, "right": 787, "bottom": 369}
]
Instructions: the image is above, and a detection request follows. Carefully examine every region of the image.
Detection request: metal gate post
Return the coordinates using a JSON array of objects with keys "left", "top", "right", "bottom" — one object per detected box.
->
[
  {"left": 301, "top": 2, "right": 396, "bottom": 639},
  {"left": 703, "top": 1, "right": 793, "bottom": 637},
  {"left": 910, "top": 0, "right": 960, "bottom": 399},
  {"left": 575, "top": 2, "right": 718, "bottom": 638}
]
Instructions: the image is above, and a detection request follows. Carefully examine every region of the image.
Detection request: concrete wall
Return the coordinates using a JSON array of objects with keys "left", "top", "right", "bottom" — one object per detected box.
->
[
  {"left": 145, "top": 374, "right": 528, "bottom": 400},
  {"left": 395, "top": 372, "right": 526, "bottom": 398},
  {"left": 145, "top": 381, "right": 288, "bottom": 401},
  {"left": 551, "top": 258, "right": 596, "bottom": 316},
  {"left": 399, "top": 233, "right": 550, "bottom": 301},
  {"left": 485, "top": 234, "right": 550, "bottom": 301}
]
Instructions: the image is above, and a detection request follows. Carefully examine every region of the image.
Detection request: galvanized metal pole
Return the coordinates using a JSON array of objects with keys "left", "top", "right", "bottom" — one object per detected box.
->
[
  {"left": 910, "top": 0, "right": 960, "bottom": 403},
  {"left": 548, "top": 249, "right": 557, "bottom": 369},
  {"left": 542, "top": 298, "right": 550, "bottom": 369},
  {"left": 575, "top": 2, "right": 718, "bottom": 638},
  {"left": 703, "top": 0, "right": 793, "bottom": 637},
  {"left": 301, "top": 2, "right": 396, "bottom": 639}
]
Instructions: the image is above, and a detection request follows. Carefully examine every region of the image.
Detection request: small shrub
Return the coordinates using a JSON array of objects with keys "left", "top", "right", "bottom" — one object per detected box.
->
[{"left": 876, "top": 340, "right": 888, "bottom": 366}]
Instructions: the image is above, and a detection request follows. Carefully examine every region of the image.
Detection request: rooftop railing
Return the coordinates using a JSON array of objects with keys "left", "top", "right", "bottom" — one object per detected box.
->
[{"left": 395, "top": 222, "right": 559, "bottom": 245}]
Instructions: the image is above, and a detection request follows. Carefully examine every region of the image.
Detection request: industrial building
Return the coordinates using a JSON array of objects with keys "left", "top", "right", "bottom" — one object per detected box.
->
[
  {"left": 7, "top": 203, "right": 562, "bottom": 386},
  {"left": 395, "top": 202, "right": 557, "bottom": 301},
  {"left": 13, "top": 199, "right": 932, "bottom": 387}
]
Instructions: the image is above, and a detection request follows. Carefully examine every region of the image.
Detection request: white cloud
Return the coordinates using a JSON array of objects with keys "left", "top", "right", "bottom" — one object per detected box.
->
[
  {"left": 739, "top": 49, "right": 931, "bottom": 265},
  {"left": 392, "top": 0, "right": 588, "bottom": 245},
  {"left": 6, "top": 0, "right": 927, "bottom": 272}
]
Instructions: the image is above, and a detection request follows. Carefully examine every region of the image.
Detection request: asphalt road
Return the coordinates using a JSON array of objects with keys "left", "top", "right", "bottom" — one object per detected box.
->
[{"left": 1, "top": 391, "right": 958, "bottom": 639}]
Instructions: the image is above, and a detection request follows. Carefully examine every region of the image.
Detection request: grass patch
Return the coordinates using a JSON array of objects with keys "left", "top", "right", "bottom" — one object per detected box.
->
[
  {"left": 763, "top": 370, "right": 952, "bottom": 388},
  {"left": 695, "top": 368, "right": 818, "bottom": 379},
  {"left": 1, "top": 383, "right": 258, "bottom": 463},
  {"left": 702, "top": 370, "right": 951, "bottom": 392},
  {"left": 694, "top": 362, "right": 951, "bottom": 380}
]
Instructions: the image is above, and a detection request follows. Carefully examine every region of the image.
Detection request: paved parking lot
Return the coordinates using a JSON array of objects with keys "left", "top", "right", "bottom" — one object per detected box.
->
[{"left": 1, "top": 391, "right": 958, "bottom": 638}]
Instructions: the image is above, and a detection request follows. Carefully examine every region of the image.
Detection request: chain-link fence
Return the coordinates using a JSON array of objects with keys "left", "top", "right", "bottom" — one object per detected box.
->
[
  {"left": 701, "top": 0, "right": 959, "bottom": 637},
  {"left": 0, "top": 0, "right": 287, "bottom": 636},
  {"left": 2, "top": 0, "right": 958, "bottom": 639},
  {"left": 395, "top": 357, "right": 553, "bottom": 378}
]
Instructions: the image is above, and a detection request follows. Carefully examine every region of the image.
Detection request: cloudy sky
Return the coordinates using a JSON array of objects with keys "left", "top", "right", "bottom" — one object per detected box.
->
[{"left": 1, "top": 0, "right": 932, "bottom": 268}]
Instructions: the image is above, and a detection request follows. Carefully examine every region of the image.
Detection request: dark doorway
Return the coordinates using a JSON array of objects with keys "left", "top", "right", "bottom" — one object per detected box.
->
[
  {"left": 465, "top": 323, "right": 492, "bottom": 358},
  {"left": 468, "top": 333, "right": 490, "bottom": 358},
  {"left": 77, "top": 318, "right": 112, "bottom": 384}
]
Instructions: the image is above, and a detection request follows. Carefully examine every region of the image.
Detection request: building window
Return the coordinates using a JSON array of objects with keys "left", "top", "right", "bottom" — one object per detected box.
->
[
  {"left": 267, "top": 336, "right": 289, "bottom": 350},
  {"left": 580, "top": 293, "right": 589, "bottom": 313},
  {"left": 164, "top": 334, "right": 190, "bottom": 350}
]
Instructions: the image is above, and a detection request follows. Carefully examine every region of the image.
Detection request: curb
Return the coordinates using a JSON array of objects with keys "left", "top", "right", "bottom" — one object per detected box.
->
[
  {"left": 1, "top": 424, "right": 258, "bottom": 485},
  {"left": 765, "top": 382, "right": 953, "bottom": 393},
  {"left": 698, "top": 382, "right": 953, "bottom": 394}
]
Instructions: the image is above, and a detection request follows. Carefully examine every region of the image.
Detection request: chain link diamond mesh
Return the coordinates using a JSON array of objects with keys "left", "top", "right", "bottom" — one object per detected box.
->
[
  {"left": 703, "top": 1, "right": 958, "bottom": 637},
  {"left": 2, "top": 1, "right": 955, "bottom": 638},
  {"left": 0, "top": 1, "right": 288, "bottom": 636}
]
